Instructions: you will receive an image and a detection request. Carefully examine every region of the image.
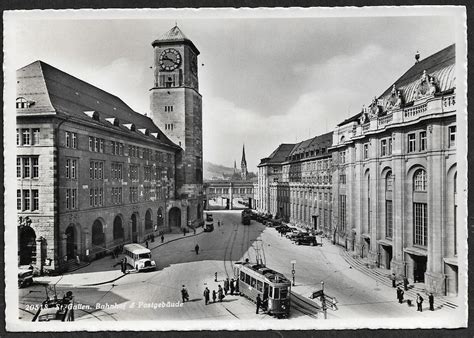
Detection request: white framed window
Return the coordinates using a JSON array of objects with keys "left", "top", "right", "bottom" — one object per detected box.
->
[
  {"left": 414, "top": 169, "right": 427, "bottom": 192},
  {"left": 419, "top": 131, "right": 427, "bottom": 151},
  {"left": 408, "top": 133, "right": 416, "bottom": 153},
  {"left": 449, "top": 125, "right": 456, "bottom": 147}
]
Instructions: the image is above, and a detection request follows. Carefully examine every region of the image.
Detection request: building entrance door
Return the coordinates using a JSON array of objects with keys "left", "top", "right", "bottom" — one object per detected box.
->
[
  {"left": 381, "top": 244, "right": 392, "bottom": 269},
  {"left": 413, "top": 255, "right": 427, "bottom": 283},
  {"left": 65, "top": 226, "right": 75, "bottom": 261}
]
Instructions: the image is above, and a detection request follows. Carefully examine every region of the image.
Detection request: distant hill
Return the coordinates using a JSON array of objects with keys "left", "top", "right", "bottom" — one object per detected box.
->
[{"left": 203, "top": 161, "right": 256, "bottom": 181}]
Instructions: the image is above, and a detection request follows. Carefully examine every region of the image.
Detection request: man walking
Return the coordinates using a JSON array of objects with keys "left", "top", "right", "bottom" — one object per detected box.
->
[
  {"left": 230, "top": 278, "right": 235, "bottom": 295},
  {"left": 212, "top": 290, "right": 217, "bottom": 303},
  {"left": 181, "top": 285, "right": 189, "bottom": 303},
  {"left": 224, "top": 278, "right": 230, "bottom": 295},
  {"left": 391, "top": 273, "right": 396, "bottom": 288},
  {"left": 203, "top": 287, "right": 210, "bottom": 305},
  {"left": 121, "top": 259, "right": 127, "bottom": 274},
  {"left": 218, "top": 285, "right": 224, "bottom": 302},
  {"left": 161, "top": 234, "right": 164, "bottom": 243},
  {"left": 195, "top": 244, "right": 200, "bottom": 255},
  {"left": 428, "top": 292, "right": 434, "bottom": 311},
  {"left": 256, "top": 294, "right": 262, "bottom": 314},
  {"left": 416, "top": 293, "right": 424, "bottom": 312},
  {"left": 397, "top": 287, "right": 404, "bottom": 304}
]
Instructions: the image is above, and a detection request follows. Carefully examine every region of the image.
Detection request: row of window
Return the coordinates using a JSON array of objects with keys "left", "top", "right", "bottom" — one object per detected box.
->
[
  {"left": 164, "top": 123, "right": 175, "bottom": 131},
  {"left": 17, "top": 128, "right": 40, "bottom": 146},
  {"left": 89, "top": 161, "right": 104, "bottom": 180},
  {"left": 17, "top": 189, "right": 39, "bottom": 211},
  {"left": 208, "top": 188, "right": 253, "bottom": 194},
  {"left": 65, "top": 131, "right": 173, "bottom": 163},
  {"left": 164, "top": 105, "right": 174, "bottom": 112},
  {"left": 17, "top": 157, "right": 39, "bottom": 179},
  {"left": 65, "top": 159, "right": 77, "bottom": 179}
]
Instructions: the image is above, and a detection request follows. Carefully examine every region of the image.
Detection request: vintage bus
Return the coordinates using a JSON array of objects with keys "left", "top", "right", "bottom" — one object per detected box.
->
[
  {"left": 234, "top": 261, "right": 291, "bottom": 318},
  {"left": 123, "top": 243, "right": 156, "bottom": 272}
]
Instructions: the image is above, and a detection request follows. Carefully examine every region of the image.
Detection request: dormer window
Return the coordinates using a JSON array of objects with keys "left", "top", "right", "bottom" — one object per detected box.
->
[
  {"left": 105, "top": 117, "right": 120, "bottom": 126},
  {"left": 16, "top": 97, "right": 34, "bottom": 109},
  {"left": 123, "top": 123, "right": 136, "bottom": 131},
  {"left": 84, "top": 111, "right": 100, "bottom": 121}
]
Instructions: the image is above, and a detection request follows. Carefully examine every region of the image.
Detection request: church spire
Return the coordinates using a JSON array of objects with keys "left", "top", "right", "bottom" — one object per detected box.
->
[{"left": 241, "top": 144, "right": 248, "bottom": 180}]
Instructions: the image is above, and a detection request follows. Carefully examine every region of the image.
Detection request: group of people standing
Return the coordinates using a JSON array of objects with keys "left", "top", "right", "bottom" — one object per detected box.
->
[
  {"left": 396, "top": 286, "right": 435, "bottom": 312},
  {"left": 202, "top": 277, "right": 239, "bottom": 305}
]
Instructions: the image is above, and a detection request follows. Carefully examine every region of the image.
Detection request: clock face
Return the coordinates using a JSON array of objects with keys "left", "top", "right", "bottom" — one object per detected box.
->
[
  {"left": 190, "top": 54, "right": 198, "bottom": 75},
  {"left": 159, "top": 48, "right": 181, "bottom": 71}
]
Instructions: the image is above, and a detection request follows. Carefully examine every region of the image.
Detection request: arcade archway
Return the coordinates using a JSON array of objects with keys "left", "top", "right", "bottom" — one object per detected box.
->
[
  {"left": 19, "top": 226, "right": 36, "bottom": 265},
  {"left": 169, "top": 207, "right": 181, "bottom": 228}
]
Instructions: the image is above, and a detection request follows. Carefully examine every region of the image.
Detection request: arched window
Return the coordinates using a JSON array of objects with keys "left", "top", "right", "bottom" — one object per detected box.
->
[
  {"left": 113, "top": 216, "right": 124, "bottom": 240},
  {"left": 386, "top": 171, "right": 393, "bottom": 191},
  {"left": 413, "top": 169, "right": 427, "bottom": 191}
]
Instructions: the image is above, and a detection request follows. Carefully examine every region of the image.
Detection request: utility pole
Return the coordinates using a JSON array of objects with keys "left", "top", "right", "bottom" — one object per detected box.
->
[{"left": 291, "top": 260, "right": 296, "bottom": 286}]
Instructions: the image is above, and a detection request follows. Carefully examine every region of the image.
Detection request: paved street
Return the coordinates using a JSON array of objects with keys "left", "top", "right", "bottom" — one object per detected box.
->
[{"left": 19, "top": 210, "right": 460, "bottom": 323}]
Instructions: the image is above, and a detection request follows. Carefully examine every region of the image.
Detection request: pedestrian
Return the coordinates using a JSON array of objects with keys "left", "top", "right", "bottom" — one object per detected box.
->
[
  {"left": 212, "top": 290, "right": 217, "bottom": 303},
  {"left": 161, "top": 234, "right": 164, "bottom": 243},
  {"left": 391, "top": 273, "right": 396, "bottom": 288},
  {"left": 218, "top": 221, "right": 220, "bottom": 227},
  {"left": 403, "top": 276, "right": 409, "bottom": 291},
  {"left": 235, "top": 279, "right": 240, "bottom": 294},
  {"left": 256, "top": 294, "right": 262, "bottom": 314},
  {"left": 203, "top": 287, "right": 210, "bottom": 305},
  {"left": 195, "top": 244, "right": 200, "bottom": 255},
  {"left": 416, "top": 293, "right": 424, "bottom": 312},
  {"left": 183, "top": 228, "right": 186, "bottom": 236},
  {"left": 145, "top": 240, "right": 149, "bottom": 249},
  {"left": 193, "top": 227, "right": 196, "bottom": 235},
  {"left": 397, "top": 287, "right": 404, "bottom": 304},
  {"left": 181, "top": 285, "right": 189, "bottom": 303},
  {"left": 230, "top": 278, "right": 235, "bottom": 295},
  {"left": 218, "top": 285, "right": 224, "bottom": 302},
  {"left": 429, "top": 292, "right": 434, "bottom": 311},
  {"left": 224, "top": 278, "right": 229, "bottom": 295}
]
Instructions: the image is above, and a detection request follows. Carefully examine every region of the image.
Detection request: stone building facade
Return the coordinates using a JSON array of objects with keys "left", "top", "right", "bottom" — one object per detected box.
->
[
  {"left": 16, "top": 25, "right": 204, "bottom": 272},
  {"left": 330, "top": 44, "right": 457, "bottom": 295},
  {"left": 257, "top": 133, "right": 334, "bottom": 235},
  {"left": 257, "top": 44, "right": 458, "bottom": 296}
]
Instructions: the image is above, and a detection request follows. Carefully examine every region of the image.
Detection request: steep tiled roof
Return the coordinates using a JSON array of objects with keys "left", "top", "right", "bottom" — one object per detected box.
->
[
  {"left": 338, "top": 44, "right": 456, "bottom": 127},
  {"left": 259, "top": 144, "right": 295, "bottom": 165},
  {"left": 17, "top": 61, "right": 177, "bottom": 148},
  {"left": 289, "top": 132, "right": 333, "bottom": 157}
]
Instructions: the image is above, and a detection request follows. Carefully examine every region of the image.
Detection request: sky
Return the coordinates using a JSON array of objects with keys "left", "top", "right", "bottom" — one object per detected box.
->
[{"left": 6, "top": 8, "right": 459, "bottom": 172}]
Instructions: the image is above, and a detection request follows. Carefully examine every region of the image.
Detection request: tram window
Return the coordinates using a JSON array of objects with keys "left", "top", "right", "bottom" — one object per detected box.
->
[
  {"left": 280, "top": 287, "right": 288, "bottom": 299},
  {"left": 269, "top": 286, "right": 273, "bottom": 298},
  {"left": 245, "top": 274, "right": 251, "bottom": 285},
  {"left": 240, "top": 271, "right": 245, "bottom": 282},
  {"left": 250, "top": 277, "right": 256, "bottom": 288},
  {"left": 257, "top": 280, "right": 263, "bottom": 292},
  {"left": 274, "top": 288, "right": 280, "bottom": 300}
]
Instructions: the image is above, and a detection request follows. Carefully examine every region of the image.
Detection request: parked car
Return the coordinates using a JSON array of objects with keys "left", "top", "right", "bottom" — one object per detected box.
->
[
  {"left": 289, "top": 232, "right": 311, "bottom": 242},
  {"left": 18, "top": 268, "right": 34, "bottom": 288},
  {"left": 296, "top": 235, "right": 318, "bottom": 246}
]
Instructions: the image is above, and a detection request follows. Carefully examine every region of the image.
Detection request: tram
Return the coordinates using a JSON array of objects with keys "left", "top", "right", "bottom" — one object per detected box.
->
[
  {"left": 241, "top": 208, "right": 251, "bottom": 225},
  {"left": 233, "top": 261, "right": 291, "bottom": 317}
]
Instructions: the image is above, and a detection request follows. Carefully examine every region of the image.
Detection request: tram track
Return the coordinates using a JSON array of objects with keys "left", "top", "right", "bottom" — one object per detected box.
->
[{"left": 222, "top": 222, "right": 239, "bottom": 278}]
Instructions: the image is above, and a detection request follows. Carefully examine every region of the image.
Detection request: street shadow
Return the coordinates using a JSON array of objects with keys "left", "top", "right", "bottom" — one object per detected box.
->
[{"left": 186, "top": 298, "right": 202, "bottom": 302}]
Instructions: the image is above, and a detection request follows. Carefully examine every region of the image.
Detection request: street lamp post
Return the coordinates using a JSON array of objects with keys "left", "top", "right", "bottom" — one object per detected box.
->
[
  {"left": 290, "top": 260, "right": 296, "bottom": 286},
  {"left": 321, "top": 280, "right": 327, "bottom": 319}
]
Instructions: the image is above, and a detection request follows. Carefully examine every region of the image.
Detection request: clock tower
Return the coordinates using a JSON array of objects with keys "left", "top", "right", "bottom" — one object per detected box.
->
[{"left": 150, "top": 25, "right": 203, "bottom": 225}]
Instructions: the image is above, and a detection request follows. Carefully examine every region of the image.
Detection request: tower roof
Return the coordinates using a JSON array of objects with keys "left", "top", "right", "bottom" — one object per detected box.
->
[
  {"left": 158, "top": 25, "right": 189, "bottom": 41},
  {"left": 152, "top": 25, "right": 200, "bottom": 55},
  {"left": 241, "top": 144, "right": 247, "bottom": 166}
]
